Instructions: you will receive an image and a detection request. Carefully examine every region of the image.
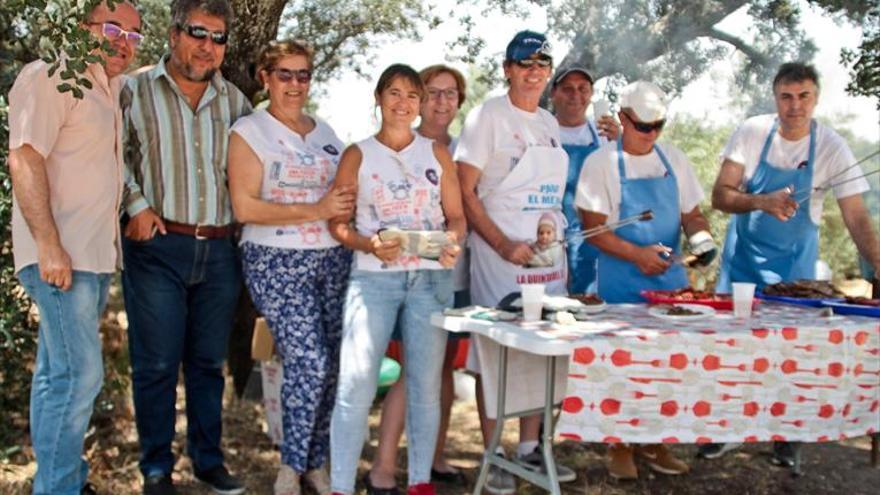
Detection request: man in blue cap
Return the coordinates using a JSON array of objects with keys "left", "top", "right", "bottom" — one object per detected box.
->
[{"left": 456, "top": 29, "right": 577, "bottom": 491}]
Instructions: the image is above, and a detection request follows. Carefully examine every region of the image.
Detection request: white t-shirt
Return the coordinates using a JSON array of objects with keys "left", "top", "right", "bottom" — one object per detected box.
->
[
  {"left": 575, "top": 141, "right": 705, "bottom": 224},
  {"left": 454, "top": 94, "right": 561, "bottom": 198},
  {"left": 354, "top": 134, "right": 446, "bottom": 272},
  {"left": 559, "top": 119, "right": 607, "bottom": 148},
  {"left": 231, "top": 109, "right": 343, "bottom": 249},
  {"left": 721, "top": 114, "right": 869, "bottom": 224}
]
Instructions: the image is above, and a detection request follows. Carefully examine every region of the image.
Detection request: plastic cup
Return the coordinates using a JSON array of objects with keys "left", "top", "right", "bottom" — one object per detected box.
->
[
  {"left": 520, "top": 283, "right": 545, "bottom": 321},
  {"left": 593, "top": 99, "right": 611, "bottom": 120},
  {"left": 732, "top": 282, "right": 756, "bottom": 318}
]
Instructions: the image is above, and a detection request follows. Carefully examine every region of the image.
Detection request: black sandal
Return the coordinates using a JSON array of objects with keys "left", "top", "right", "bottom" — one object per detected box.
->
[
  {"left": 362, "top": 472, "right": 400, "bottom": 495},
  {"left": 430, "top": 467, "right": 467, "bottom": 485}
]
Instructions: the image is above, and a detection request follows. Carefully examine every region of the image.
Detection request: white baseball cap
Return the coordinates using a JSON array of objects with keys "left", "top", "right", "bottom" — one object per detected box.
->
[{"left": 619, "top": 81, "right": 668, "bottom": 122}]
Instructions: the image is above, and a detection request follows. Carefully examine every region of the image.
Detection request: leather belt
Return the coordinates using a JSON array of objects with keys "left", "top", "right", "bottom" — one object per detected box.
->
[{"left": 163, "top": 220, "right": 235, "bottom": 240}]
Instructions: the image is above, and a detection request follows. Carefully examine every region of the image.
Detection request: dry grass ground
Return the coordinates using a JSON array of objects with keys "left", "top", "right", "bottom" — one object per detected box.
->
[{"left": 1, "top": 385, "right": 878, "bottom": 494}]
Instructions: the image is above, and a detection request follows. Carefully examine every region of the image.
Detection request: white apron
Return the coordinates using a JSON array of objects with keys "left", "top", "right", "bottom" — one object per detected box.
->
[{"left": 469, "top": 145, "right": 570, "bottom": 418}]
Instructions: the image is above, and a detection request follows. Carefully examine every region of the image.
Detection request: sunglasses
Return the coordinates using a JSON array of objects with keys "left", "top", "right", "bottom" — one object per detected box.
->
[
  {"left": 624, "top": 112, "right": 665, "bottom": 133},
  {"left": 515, "top": 58, "right": 552, "bottom": 69},
  {"left": 426, "top": 88, "right": 459, "bottom": 101},
  {"left": 178, "top": 23, "right": 228, "bottom": 45},
  {"left": 269, "top": 68, "right": 312, "bottom": 83},
  {"left": 90, "top": 22, "right": 144, "bottom": 47}
]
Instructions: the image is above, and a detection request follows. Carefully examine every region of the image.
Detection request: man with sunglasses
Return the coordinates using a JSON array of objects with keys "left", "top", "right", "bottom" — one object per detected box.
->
[
  {"left": 575, "top": 80, "right": 714, "bottom": 479},
  {"left": 7, "top": 2, "right": 141, "bottom": 494},
  {"left": 456, "top": 30, "right": 577, "bottom": 491},
  {"left": 704, "top": 63, "right": 879, "bottom": 467},
  {"left": 120, "top": 1, "right": 251, "bottom": 494}
]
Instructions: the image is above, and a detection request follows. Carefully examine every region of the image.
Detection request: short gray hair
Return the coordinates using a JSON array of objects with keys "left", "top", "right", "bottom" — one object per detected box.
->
[{"left": 171, "top": 0, "right": 233, "bottom": 29}]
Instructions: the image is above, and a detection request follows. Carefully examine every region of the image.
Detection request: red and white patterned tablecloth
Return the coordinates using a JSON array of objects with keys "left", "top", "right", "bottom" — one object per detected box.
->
[{"left": 556, "top": 303, "right": 880, "bottom": 444}]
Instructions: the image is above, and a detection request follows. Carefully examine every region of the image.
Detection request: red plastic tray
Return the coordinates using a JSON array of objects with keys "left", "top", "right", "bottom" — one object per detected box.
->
[{"left": 640, "top": 289, "right": 760, "bottom": 311}]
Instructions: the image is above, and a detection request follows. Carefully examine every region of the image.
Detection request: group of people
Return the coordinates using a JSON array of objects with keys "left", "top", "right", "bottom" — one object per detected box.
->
[{"left": 7, "top": 1, "right": 879, "bottom": 495}]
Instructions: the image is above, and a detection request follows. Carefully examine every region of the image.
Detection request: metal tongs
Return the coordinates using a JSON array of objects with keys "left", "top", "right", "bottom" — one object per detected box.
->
[{"left": 572, "top": 209, "right": 654, "bottom": 241}]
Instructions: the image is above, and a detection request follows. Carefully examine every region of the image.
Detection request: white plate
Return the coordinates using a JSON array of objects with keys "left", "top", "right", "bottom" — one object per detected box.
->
[
  {"left": 509, "top": 295, "right": 605, "bottom": 313},
  {"left": 649, "top": 303, "right": 716, "bottom": 321}
]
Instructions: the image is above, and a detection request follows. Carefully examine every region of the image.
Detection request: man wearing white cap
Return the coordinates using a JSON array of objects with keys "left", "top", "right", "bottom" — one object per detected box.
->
[
  {"left": 550, "top": 65, "right": 619, "bottom": 293},
  {"left": 574, "top": 80, "right": 715, "bottom": 479}
]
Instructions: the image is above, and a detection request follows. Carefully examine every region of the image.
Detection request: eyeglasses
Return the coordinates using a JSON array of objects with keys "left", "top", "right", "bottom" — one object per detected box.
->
[
  {"left": 269, "top": 68, "right": 312, "bottom": 83},
  {"left": 426, "top": 88, "right": 459, "bottom": 101},
  {"left": 515, "top": 58, "right": 552, "bottom": 69},
  {"left": 624, "top": 112, "right": 665, "bottom": 133},
  {"left": 89, "top": 22, "right": 144, "bottom": 47},
  {"left": 178, "top": 23, "right": 228, "bottom": 45}
]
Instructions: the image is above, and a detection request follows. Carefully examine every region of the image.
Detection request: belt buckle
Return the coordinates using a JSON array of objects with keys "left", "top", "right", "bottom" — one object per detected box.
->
[{"left": 194, "top": 224, "right": 208, "bottom": 240}]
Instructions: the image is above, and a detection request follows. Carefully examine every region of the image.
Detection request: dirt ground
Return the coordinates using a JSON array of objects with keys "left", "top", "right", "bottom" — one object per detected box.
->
[{"left": 1, "top": 384, "right": 878, "bottom": 495}]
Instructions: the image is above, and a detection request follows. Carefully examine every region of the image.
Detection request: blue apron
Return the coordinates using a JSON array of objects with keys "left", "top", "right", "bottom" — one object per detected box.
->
[
  {"left": 716, "top": 120, "right": 817, "bottom": 293},
  {"left": 597, "top": 141, "right": 688, "bottom": 303},
  {"left": 562, "top": 121, "right": 601, "bottom": 294}
]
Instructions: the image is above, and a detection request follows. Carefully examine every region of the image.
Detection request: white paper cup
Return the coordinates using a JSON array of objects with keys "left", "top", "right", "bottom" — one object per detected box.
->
[
  {"left": 593, "top": 99, "right": 611, "bottom": 120},
  {"left": 520, "top": 283, "right": 545, "bottom": 321},
  {"left": 732, "top": 282, "right": 756, "bottom": 318}
]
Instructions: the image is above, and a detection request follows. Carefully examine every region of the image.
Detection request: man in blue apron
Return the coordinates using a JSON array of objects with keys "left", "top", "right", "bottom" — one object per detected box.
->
[
  {"left": 550, "top": 65, "right": 619, "bottom": 294},
  {"left": 707, "top": 63, "right": 879, "bottom": 466},
  {"left": 575, "top": 80, "right": 717, "bottom": 479}
]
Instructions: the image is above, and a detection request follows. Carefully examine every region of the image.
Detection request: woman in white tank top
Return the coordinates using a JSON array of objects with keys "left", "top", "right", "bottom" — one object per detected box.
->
[
  {"left": 372, "top": 64, "right": 471, "bottom": 485},
  {"left": 227, "top": 40, "right": 355, "bottom": 495},
  {"left": 327, "top": 64, "right": 466, "bottom": 495}
]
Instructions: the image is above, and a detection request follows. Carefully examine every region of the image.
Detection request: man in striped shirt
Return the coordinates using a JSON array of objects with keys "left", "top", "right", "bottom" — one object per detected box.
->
[{"left": 120, "top": 1, "right": 250, "bottom": 494}]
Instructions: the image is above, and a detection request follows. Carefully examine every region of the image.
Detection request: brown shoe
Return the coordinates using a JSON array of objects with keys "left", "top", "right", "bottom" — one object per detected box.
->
[
  {"left": 637, "top": 444, "right": 689, "bottom": 475},
  {"left": 606, "top": 444, "right": 638, "bottom": 480}
]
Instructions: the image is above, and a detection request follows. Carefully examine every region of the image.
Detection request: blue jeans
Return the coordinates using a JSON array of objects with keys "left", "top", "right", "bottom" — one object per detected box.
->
[
  {"left": 18, "top": 265, "right": 112, "bottom": 495},
  {"left": 121, "top": 233, "right": 241, "bottom": 477},
  {"left": 330, "top": 269, "right": 452, "bottom": 493}
]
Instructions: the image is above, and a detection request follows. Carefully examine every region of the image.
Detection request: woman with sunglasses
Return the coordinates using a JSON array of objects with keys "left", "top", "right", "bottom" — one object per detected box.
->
[
  {"left": 328, "top": 63, "right": 465, "bottom": 495},
  {"left": 455, "top": 30, "right": 577, "bottom": 489},
  {"left": 574, "top": 80, "right": 715, "bottom": 479},
  {"left": 370, "top": 64, "right": 469, "bottom": 488},
  {"left": 228, "top": 40, "right": 354, "bottom": 495}
]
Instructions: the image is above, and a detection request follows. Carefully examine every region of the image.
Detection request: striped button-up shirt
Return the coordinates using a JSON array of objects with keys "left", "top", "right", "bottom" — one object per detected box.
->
[{"left": 121, "top": 56, "right": 251, "bottom": 225}]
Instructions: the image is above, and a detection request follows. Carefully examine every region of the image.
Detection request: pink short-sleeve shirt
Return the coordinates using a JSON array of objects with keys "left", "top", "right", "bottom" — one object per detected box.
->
[{"left": 9, "top": 60, "right": 125, "bottom": 274}]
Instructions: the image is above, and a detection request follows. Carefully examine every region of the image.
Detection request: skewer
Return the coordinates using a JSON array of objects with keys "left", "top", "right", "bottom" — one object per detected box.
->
[{"left": 794, "top": 168, "right": 880, "bottom": 205}]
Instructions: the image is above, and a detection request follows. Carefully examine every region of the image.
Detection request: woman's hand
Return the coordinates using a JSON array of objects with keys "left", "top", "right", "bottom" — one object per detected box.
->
[
  {"left": 438, "top": 231, "right": 462, "bottom": 268},
  {"left": 317, "top": 184, "right": 356, "bottom": 219},
  {"left": 370, "top": 234, "right": 401, "bottom": 262}
]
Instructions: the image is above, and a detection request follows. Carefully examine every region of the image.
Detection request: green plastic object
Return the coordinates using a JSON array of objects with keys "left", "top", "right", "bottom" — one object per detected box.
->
[{"left": 377, "top": 357, "right": 401, "bottom": 394}]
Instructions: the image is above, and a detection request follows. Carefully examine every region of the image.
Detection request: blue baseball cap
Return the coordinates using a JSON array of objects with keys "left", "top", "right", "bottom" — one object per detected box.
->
[{"left": 505, "top": 30, "right": 552, "bottom": 62}]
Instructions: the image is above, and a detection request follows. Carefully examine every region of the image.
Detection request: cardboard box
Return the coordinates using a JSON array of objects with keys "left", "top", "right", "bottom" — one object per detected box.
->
[{"left": 251, "top": 317, "right": 275, "bottom": 361}]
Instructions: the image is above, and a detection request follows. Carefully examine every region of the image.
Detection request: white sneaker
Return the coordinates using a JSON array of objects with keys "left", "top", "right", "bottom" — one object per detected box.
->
[
  {"left": 484, "top": 458, "right": 515, "bottom": 495},
  {"left": 513, "top": 447, "right": 577, "bottom": 482},
  {"left": 274, "top": 465, "right": 300, "bottom": 495}
]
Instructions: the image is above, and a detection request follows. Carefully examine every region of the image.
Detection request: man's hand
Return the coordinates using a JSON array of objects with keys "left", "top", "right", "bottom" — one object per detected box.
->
[
  {"left": 633, "top": 244, "right": 673, "bottom": 276},
  {"left": 757, "top": 187, "right": 799, "bottom": 221},
  {"left": 38, "top": 242, "right": 73, "bottom": 290},
  {"left": 497, "top": 239, "right": 534, "bottom": 266},
  {"left": 596, "top": 115, "right": 620, "bottom": 141},
  {"left": 438, "top": 233, "right": 462, "bottom": 268},
  {"left": 370, "top": 235, "right": 401, "bottom": 263},
  {"left": 317, "top": 184, "right": 356, "bottom": 219},
  {"left": 124, "top": 208, "right": 166, "bottom": 241}
]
